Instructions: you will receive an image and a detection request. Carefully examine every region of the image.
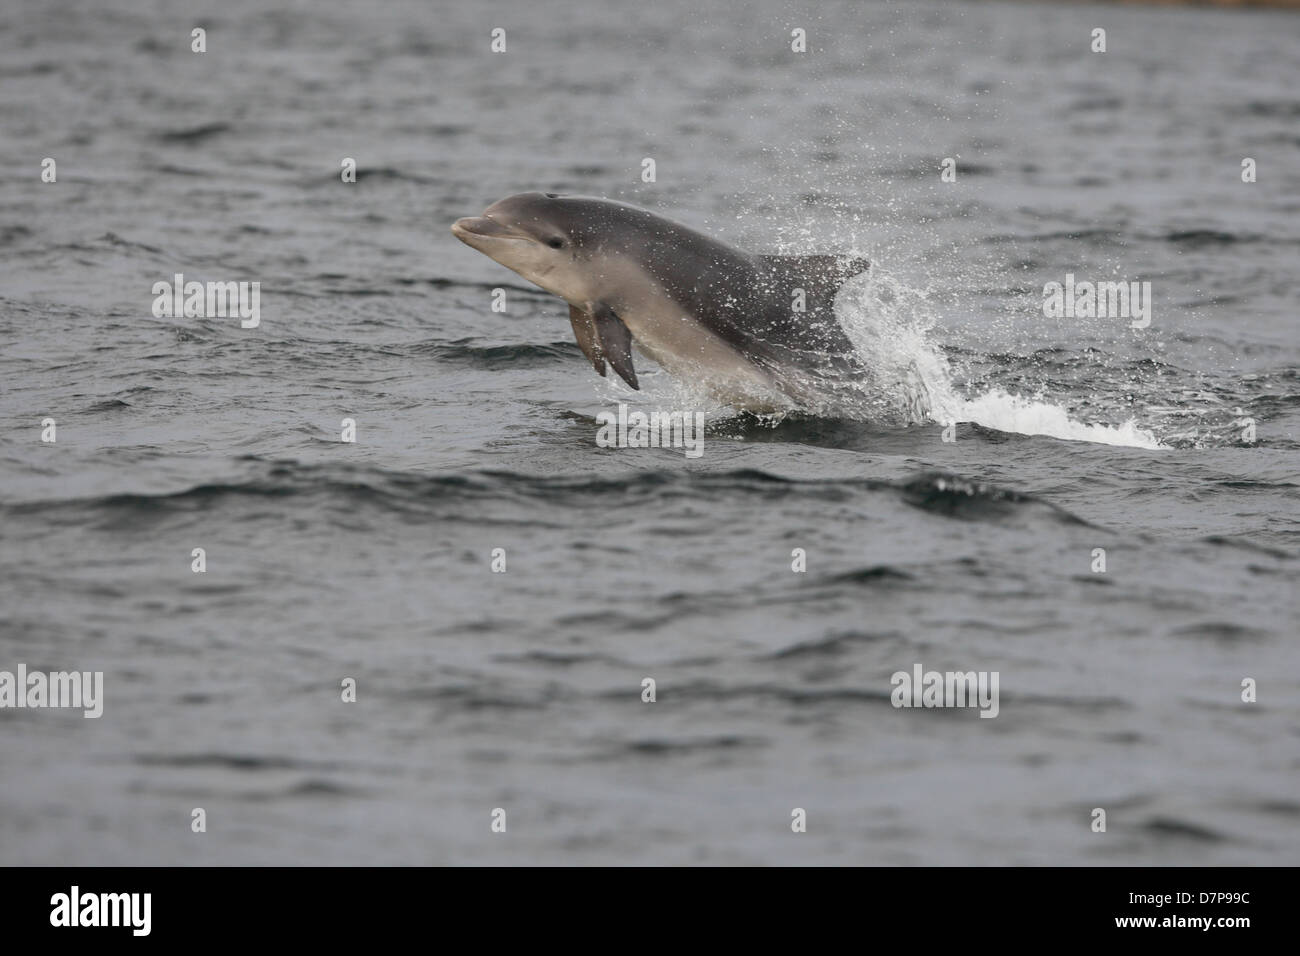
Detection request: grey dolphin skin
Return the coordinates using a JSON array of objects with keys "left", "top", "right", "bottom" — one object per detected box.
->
[{"left": 451, "top": 192, "right": 869, "bottom": 411}]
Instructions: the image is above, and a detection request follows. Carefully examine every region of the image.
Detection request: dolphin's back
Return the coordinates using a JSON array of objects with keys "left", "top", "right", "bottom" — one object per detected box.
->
[
  {"left": 575, "top": 201, "right": 868, "bottom": 368},
  {"left": 618, "top": 211, "right": 869, "bottom": 382}
]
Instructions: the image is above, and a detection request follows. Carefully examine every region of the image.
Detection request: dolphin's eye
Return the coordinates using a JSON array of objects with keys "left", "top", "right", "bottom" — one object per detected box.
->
[
  {"left": 548, "top": 237, "right": 565, "bottom": 249},
  {"left": 544, "top": 193, "right": 560, "bottom": 199}
]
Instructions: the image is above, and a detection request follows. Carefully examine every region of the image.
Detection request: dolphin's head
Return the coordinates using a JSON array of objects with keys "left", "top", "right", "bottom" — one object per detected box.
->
[{"left": 451, "top": 192, "right": 616, "bottom": 303}]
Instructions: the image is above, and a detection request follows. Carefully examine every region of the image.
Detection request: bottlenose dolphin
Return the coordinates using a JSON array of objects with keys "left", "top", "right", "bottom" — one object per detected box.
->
[{"left": 451, "top": 192, "right": 870, "bottom": 411}]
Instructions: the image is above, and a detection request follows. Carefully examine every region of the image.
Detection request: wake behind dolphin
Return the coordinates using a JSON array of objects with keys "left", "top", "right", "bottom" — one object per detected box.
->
[{"left": 452, "top": 192, "right": 876, "bottom": 414}]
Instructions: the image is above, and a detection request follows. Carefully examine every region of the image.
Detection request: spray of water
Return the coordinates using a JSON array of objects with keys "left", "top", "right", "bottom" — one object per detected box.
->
[{"left": 831, "top": 269, "right": 1165, "bottom": 449}]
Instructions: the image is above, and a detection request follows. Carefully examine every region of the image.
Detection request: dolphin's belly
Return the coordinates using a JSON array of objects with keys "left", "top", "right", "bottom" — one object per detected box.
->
[{"left": 618, "top": 301, "right": 789, "bottom": 412}]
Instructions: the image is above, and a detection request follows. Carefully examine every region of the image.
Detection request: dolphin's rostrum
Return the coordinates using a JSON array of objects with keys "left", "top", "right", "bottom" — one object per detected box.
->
[{"left": 452, "top": 192, "right": 870, "bottom": 412}]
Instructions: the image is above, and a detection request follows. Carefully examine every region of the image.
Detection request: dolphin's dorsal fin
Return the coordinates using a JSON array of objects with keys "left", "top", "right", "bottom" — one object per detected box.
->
[
  {"left": 568, "top": 304, "right": 606, "bottom": 377},
  {"left": 592, "top": 304, "right": 638, "bottom": 390},
  {"left": 756, "top": 254, "right": 869, "bottom": 304},
  {"left": 692, "top": 254, "right": 868, "bottom": 375}
]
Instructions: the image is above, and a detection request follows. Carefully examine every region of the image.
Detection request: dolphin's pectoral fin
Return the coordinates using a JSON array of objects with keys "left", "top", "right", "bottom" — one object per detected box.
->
[
  {"left": 568, "top": 304, "right": 607, "bottom": 377},
  {"left": 757, "top": 254, "right": 869, "bottom": 305},
  {"left": 592, "top": 304, "right": 638, "bottom": 390}
]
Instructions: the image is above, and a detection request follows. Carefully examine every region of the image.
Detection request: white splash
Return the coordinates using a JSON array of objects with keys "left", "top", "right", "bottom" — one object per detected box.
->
[
  {"left": 939, "top": 388, "right": 1164, "bottom": 449},
  {"left": 835, "top": 270, "right": 1165, "bottom": 449}
]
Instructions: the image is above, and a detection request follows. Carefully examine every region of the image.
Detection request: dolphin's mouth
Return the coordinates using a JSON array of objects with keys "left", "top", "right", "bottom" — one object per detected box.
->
[{"left": 451, "top": 215, "right": 531, "bottom": 243}]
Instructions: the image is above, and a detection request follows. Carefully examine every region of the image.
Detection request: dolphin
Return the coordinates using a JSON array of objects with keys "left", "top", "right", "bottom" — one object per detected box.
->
[{"left": 451, "top": 192, "right": 870, "bottom": 412}]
